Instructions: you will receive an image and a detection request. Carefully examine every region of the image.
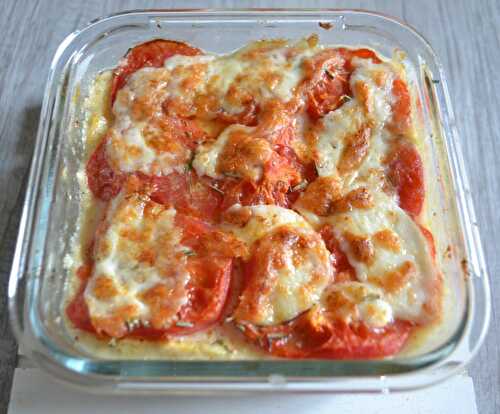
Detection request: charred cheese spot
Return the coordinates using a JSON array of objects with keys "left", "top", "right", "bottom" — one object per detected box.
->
[
  {"left": 117, "top": 69, "right": 170, "bottom": 122},
  {"left": 222, "top": 204, "right": 312, "bottom": 246},
  {"left": 321, "top": 282, "right": 393, "bottom": 328},
  {"left": 141, "top": 118, "right": 189, "bottom": 155},
  {"left": 197, "top": 229, "right": 249, "bottom": 259},
  {"left": 337, "top": 125, "right": 372, "bottom": 175},
  {"left": 369, "top": 261, "right": 416, "bottom": 294},
  {"left": 343, "top": 231, "right": 375, "bottom": 265},
  {"left": 353, "top": 81, "right": 372, "bottom": 113},
  {"left": 92, "top": 275, "right": 120, "bottom": 300},
  {"left": 296, "top": 178, "right": 374, "bottom": 217},
  {"left": 217, "top": 129, "right": 273, "bottom": 181},
  {"left": 373, "top": 229, "right": 401, "bottom": 252},
  {"left": 193, "top": 124, "right": 248, "bottom": 179},
  {"left": 349, "top": 58, "right": 396, "bottom": 123},
  {"left": 221, "top": 205, "right": 254, "bottom": 228},
  {"left": 91, "top": 305, "right": 140, "bottom": 338},
  {"left": 330, "top": 187, "right": 374, "bottom": 214},
  {"left": 296, "top": 176, "right": 342, "bottom": 216},
  {"left": 234, "top": 225, "right": 332, "bottom": 326},
  {"left": 313, "top": 101, "right": 367, "bottom": 178},
  {"left": 139, "top": 283, "right": 185, "bottom": 331}
]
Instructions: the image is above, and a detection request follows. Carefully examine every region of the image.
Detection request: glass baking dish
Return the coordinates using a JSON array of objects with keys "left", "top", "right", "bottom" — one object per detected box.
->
[{"left": 8, "top": 9, "right": 490, "bottom": 393}]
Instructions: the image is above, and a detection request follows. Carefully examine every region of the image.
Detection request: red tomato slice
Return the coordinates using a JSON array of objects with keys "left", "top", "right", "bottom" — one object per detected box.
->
[
  {"left": 305, "top": 50, "right": 350, "bottom": 119},
  {"left": 386, "top": 140, "right": 425, "bottom": 218},
  {"left": 314, "top": 319, "right": 412, "bottom": 359},
  {"left": 319, "top": 224, "right": 357, "bottom": 282},
  {"left": 66, "top": 265, "right": 94, "bottom": 333},
  {"left": 86, "top": 139, "right": 124, "bottom": 201},
  {"left": 132, "top": 254, "right": 234, "bottom": 338},
  {"left": 389, "top": 78, "right": 411, "bottom": 134},
  {"left": 238, "top": 309, "right": 412, "bottom": 359},
  {"left": 337, "top": 47, "right": 382, "bottom": 71},
  {"left": 111, "top": 39, "right": 201, "bottom": 104},
  {"left": 305, "top": 48, "right": 382, "bottom": 119},
  {"left": 419, "top": 224, "right": 437, "bottom": 260},
  {"left": 148, "top": 171, "right": 224, "bottom": 222},
  {"left": 67, "top": 259, "right": 232, "bottom": 339},
  {"left": 166, "top": 255, "right": 233, "bottom": 335},
  {"left": 67, "top": 216, "right": 238, "bottom": 339},
  {"left": 161, "top": 214, "right": 243, "bottom": 335},
  {"left": 87, "top": 114, "right": 206, "bottom": 203}
]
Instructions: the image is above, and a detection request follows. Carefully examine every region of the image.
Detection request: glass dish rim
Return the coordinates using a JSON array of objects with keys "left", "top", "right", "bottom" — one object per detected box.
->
[{"left": 8, "top": 7, "right": 491, "bottom": 392}]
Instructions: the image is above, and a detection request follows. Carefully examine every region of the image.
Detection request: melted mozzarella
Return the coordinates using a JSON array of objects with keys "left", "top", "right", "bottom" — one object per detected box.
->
[
  {"left": 349, "top": 58, "right": 396, "bottom": 123},
  {"left": 193, "top": 124, "right": 254, "bottom": 179},
  {"left": 313, "top": 101, "right": 367, "bottom": 178},
  {"left": 225, "top": 205, "right": 332, "bottom": 326},
  {"left": 325, "top": 194, "right": 438, "bottom": 324},
  {"left": 106, "top": 39, "right": 321, "bottom": 176},
  {"left": 157, "top": 38, "right": 320, "bottom": 114},
  {"left": 107, "top": 69, "right": 191, "bottom": 176},
  {"left": 84, "top": 181, "right": 190, "bottom": 336},
  {"left": 314, "top": 58, "right": 397, "bottom": 182},
  {"left": 321, "top": 282, "right": 393, "bottom": 328},
  {"left": 223, "top": 204, "right": 312, "bottom": 245},
  {"left": 198, "top": 39, "right": 318, "bottom": 114}
]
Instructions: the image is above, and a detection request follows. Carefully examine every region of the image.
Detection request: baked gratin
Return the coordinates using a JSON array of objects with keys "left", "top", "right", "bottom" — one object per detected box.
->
[{"left": 66, "top": 35, "right": 442, "bottom": 359}]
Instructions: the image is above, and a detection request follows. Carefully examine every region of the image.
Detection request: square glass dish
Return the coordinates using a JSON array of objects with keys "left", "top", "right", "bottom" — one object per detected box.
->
[{"left": 8, "top": 9, "right": 490, "bottom": 393}]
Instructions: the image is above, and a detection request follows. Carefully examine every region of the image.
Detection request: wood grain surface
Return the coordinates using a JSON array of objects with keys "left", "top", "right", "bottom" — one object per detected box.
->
[{"left": 0, "top": 1, "right": 498, "bottom": 413}]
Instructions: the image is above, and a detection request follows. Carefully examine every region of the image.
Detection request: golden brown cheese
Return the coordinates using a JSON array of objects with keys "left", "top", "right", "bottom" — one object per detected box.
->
[
  {"left": 224, "top": 205, "right": 333, "bottom": 326},
  {"left": 84, "top": 177, "right": 191, "bottom": 337}
]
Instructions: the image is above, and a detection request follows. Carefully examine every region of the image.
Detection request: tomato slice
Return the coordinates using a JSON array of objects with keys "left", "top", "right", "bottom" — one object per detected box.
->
[
  {"left": 386, "top": 140, "right": 425, "bottom": 218},
  {"left": 305, "top": 50, "right": 350, "bottom": 120},
  {"left": 419, "top": 224, "right": 437, "bottom": 260},
  {"left": 238, "top": 309, "right": 412, "bottom": 359},
  {"left": 161, "top": 214, "right": 244, "bottom": 335},
  {"left": 314, "top": 320, "right": 412, "bottom": 359},
  {"left": 66, "top": 265, "right": 94, "bottom": 333},
  {"left": 86, "top": 139, "right": 125, "bottom": 201},
  {"left": 337, "top": 47, "right": 382, "bottom": 71},
  {"left": 148, "top": 171, "right": 224, "bottom": 222},
  {"left": 389, "top": 78, "right": 411, "bottom": 134},
  {"left": 111, "top": 39, "right": 201, "bottom": 104},
  {"left": 319, "top": 224, "right": 357, "bottom": 282},
  {"left": 67, "top": 215, "right": 240, "bottom": 339},
  {"left": 166, "top": 256, "right": 233, "bottom": 335},
  {"left": 305, "top": 48, "right": 382, "bottom": 119}
]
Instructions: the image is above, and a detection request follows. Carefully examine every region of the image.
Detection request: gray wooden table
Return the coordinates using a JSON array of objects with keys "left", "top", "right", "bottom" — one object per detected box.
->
[{"left": 1, "top": 1, "right": 498, "bottom": 413}]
